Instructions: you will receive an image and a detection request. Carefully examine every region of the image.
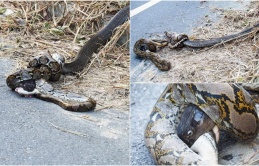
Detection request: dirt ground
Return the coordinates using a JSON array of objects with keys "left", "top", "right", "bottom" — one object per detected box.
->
[
  {"left": 0, "top": 1, "right": 129, "bottom": 111},
  {"left": 133, "top": 1, "right": 259, "bottom": 83}
]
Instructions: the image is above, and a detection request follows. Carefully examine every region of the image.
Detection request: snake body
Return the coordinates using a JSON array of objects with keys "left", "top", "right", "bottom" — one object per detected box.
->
[
  {"left": 182, "top": 22, "right": 259, "bottom": 48},
  {"left": 15, "top": 79, "right": 96, "bottom": 112},
  {"left": 145, "top": 83, "right": 259, "bottom": 164},
  {"left": 190, "top": 131, "right": 218, "bottom": 164},
  {"left": 6, "top": 52, "right": 64, "bottom": 91},
  {"left": 134, "top": 22, "right": 259, "bottom": 71},
  {"left": 6, "top": 6, "right": 129, "bottom": 111},
  {"left": 133, "top": 38, "right": 170, "bottom": 71},
  {"left": 7, "top": 67, "right": 96, "bottom": 111},
  {"left": 62, "top": 5, "right": 129, "bottom": 74}
]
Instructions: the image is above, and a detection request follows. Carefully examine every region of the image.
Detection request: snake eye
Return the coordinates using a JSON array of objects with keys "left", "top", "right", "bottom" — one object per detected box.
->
[{"left": 187, "top": 130, "right": 193, "bottom": 136}]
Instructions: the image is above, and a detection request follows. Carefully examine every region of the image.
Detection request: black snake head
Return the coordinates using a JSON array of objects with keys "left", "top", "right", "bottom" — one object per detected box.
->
[{"left": 177, "top": 104, "right": 215, "bottom": 147}]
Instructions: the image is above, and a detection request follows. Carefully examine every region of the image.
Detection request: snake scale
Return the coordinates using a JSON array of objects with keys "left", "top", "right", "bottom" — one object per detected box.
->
[
  {"left": 6, "top": 5, "right": 129, "bottom": 111},
  {"left": 134, "top": 22, "right": 259, "bottom": 71},
  {"left": 145, "top": 83, "right": 259, "bottom": 165}
]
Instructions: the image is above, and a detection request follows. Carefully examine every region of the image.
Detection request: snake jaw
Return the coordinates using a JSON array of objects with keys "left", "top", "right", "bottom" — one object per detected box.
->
[
  {"left": 191, "top": 132, "right": 218, "bottom": 165},
  {"left": 15, "top": 87, "right": 40, "bottom": 97}
]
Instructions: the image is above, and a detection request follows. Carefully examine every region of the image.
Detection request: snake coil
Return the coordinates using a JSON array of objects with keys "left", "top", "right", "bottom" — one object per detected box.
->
[{"left": 145, "top": 83, "right": 259, "bottom": 165}]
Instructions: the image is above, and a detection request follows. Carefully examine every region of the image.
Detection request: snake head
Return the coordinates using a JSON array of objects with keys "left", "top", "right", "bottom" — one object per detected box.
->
[{"left": 177, "top": 104, "right": 215, "bottom": 147}]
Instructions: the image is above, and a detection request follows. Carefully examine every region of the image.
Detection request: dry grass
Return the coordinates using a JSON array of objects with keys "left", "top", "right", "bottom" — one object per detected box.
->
[
  {"left": 147, "top": 1, "right": 259, "bottom": 83},
  {"left": 0, "top": 1, "right": 129, "bottom": 111}
]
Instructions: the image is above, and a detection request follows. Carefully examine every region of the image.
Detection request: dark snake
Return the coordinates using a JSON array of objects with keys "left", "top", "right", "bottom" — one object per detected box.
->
[{"left": 181, "top": 22, "right": 259, "bottom": 48}]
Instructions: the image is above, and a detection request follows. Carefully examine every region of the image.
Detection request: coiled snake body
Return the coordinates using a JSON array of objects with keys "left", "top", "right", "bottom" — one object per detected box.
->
[
  {"left": 133, "top": 39, "right": 171, "bottom": 71},
  {"left": 134, "top": 22, "right": 259, "bottom": 71},
  {"left": 145, "top": 83, "right": 259, "bottom": 165},
  {"left": 6, "top": 6, "right": 129, "bottom": 111}
]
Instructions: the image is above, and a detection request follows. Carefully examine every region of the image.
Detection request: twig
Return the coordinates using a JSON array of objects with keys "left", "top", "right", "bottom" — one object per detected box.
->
[
  {"left": 95, "top": 105, "right": 112, "bottom": 111},
  {"left": 242, "top": 149, "right": 259, "bottom": 165},
  {"left": 20, "top": 4, "right": 28, "bottom": 23},
  {"left": 49, "top": 122, "right": 88, "bottom": 138},
  {"left": 51, "top": 1, "right": 57, "bottom": 27}
]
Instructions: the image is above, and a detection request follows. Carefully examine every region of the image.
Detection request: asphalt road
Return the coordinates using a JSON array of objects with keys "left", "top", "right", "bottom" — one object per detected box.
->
[
  {"left": 130, "top": 83, "right": 167, "bottom": 165},
  {"left": 0, "top": 58, "right": 129, "bottom": 165},
  {"left": 130, "top": 1, "right": 250, "bottom": 82}
]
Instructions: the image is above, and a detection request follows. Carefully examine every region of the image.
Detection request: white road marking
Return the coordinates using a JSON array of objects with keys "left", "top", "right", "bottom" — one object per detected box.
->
[{"left": 130, "top": 0, "right": 161, "bottom": 18}]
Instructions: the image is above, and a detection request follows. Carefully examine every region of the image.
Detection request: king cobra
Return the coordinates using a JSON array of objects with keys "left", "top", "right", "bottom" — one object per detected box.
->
[
  {"left": 134, "top": 22, "right": 259, "bottom": 71},
  {"left": 6, "top": 5, "right": 129, "bottom": 111},
  {"left": 145, "top": 83, "right": 259, "bottom": 165}
]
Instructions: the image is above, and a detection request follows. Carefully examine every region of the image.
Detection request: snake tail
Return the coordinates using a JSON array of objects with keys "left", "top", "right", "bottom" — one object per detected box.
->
[{"left": 183, "top": 22, "right": 259, "bottom": 48}]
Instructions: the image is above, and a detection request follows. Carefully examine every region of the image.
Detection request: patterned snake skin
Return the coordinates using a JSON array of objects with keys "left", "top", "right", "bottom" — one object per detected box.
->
[
  {"left": 133, "top": 39, "right": 170, "bottom": 71},
  {"left": 145, "top": 83, "right": 259, "bottom": 165},
  {"left": 134, "top": 22, "right": 259, "bottom": 71},
  {"left": 6, "top": 6, "right": 129, "bottom": 111},
  {"left": 6, "top": 52, "right": 64, "bottom": 90},
  {"left": 6, "top": 52, "right": 96, "bottom": 111}
]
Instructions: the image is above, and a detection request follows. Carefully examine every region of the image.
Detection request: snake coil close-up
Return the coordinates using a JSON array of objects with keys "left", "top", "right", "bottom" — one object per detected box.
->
[
  {"left": 5, "top": 5, "right": 129, "bottom": 112},
  {"left": 145, "top": 83, "right": 259, "bottom": 165}
]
